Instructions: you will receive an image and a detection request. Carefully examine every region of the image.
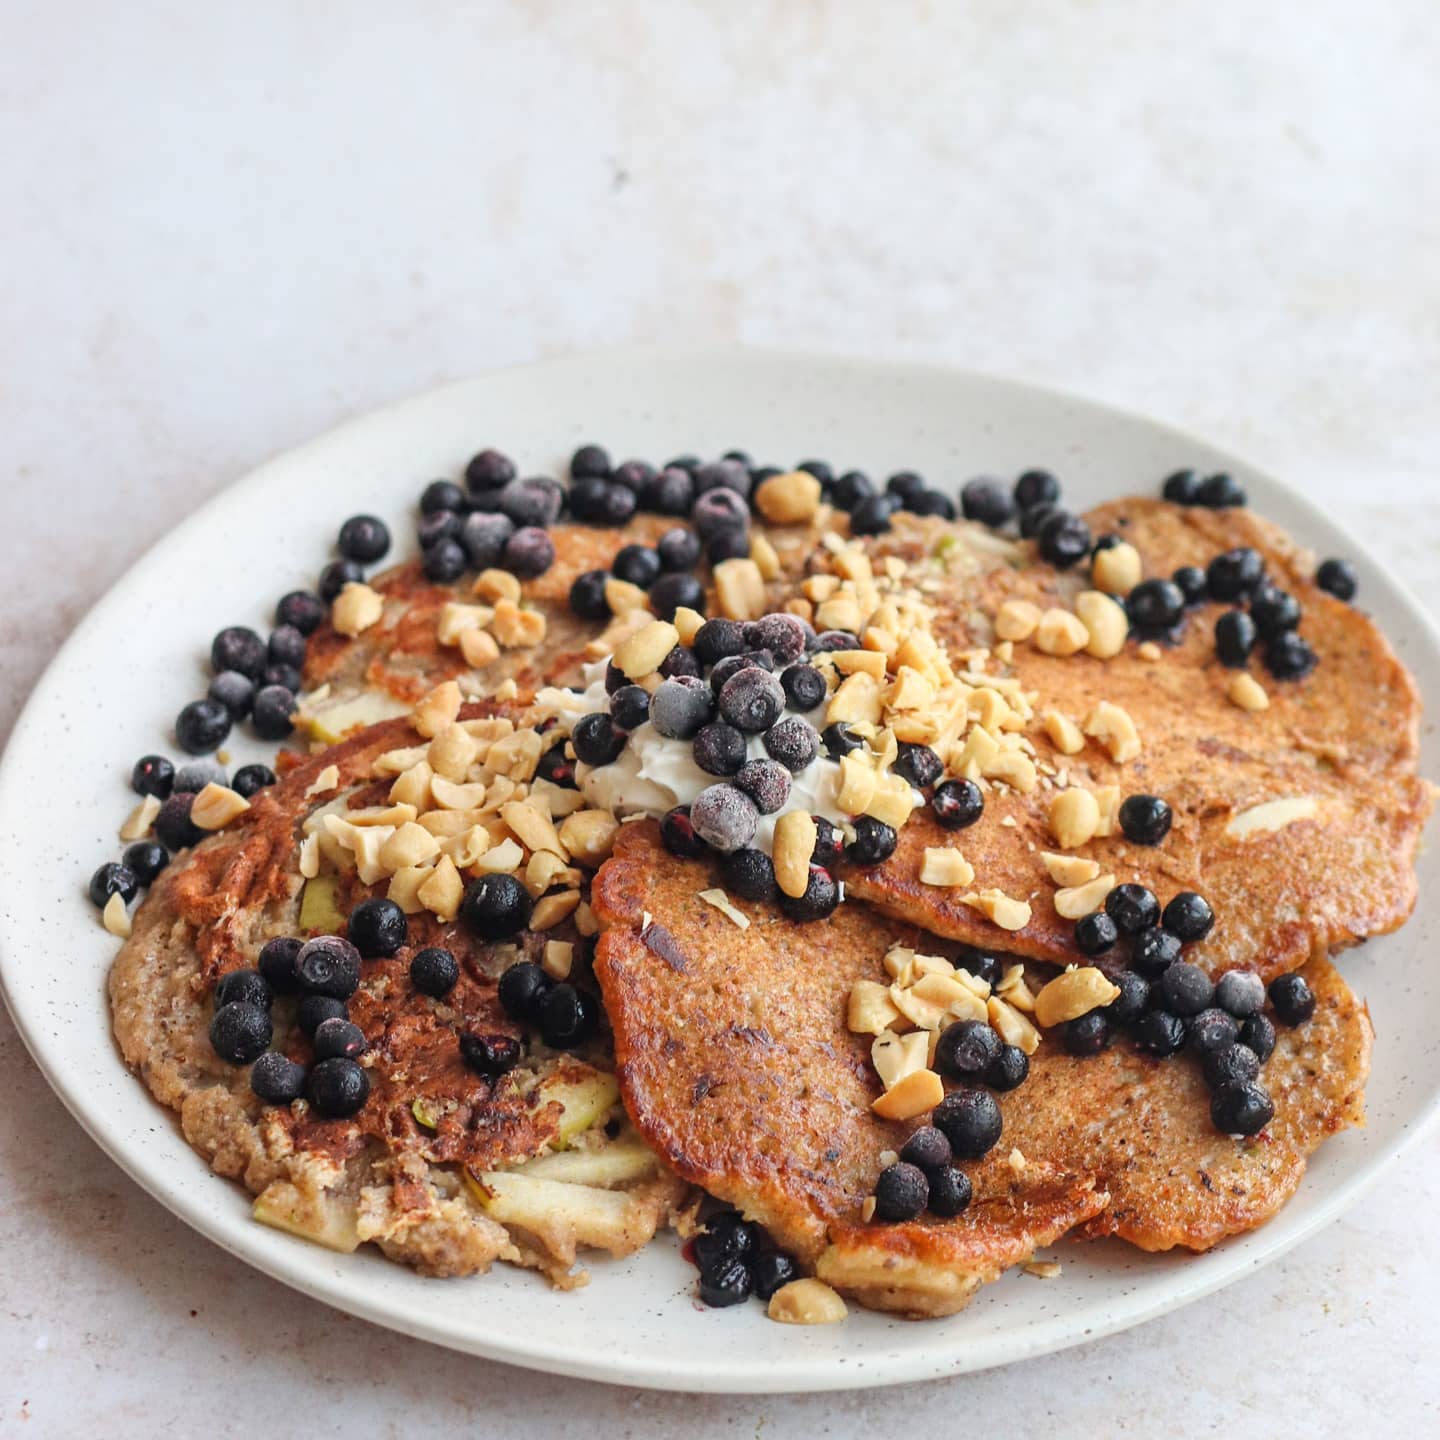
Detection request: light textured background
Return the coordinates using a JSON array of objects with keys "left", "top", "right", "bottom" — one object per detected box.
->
[{"left": 2, "top": 1, "right": 1436, "bottom": 1434}]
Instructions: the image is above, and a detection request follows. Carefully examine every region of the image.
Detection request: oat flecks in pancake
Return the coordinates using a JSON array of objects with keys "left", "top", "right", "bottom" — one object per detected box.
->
[
  {"left": 591, "top": 821, "right": 1108, "bottom": 1318},
  {"left": 592, "top": 822, "right": 1371, "bottom": 1310},
  {"left": 847, "top": 500, "right": 1431, "bottom": 981}
]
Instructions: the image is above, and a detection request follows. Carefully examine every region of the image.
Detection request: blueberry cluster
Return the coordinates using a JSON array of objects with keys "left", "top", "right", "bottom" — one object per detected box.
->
[
  {"left": 1198, "top": 545, "right": 1320, "bottom": 680},
  {"left": 813, "top": 463, "right": 958, "bottom": 538},
  {"left": 687, "top": 1209, "right": 800, "bottom": 1309},
  {"left": 1161, "top": 469, "right": 1249, "bottom": 509},
  {"left": 952, "top": 469, "right": 1099, "bottom": 572},
  {"left": 415, "top": 452, "right": 555, "bottom": 583},
  {"left": 497, "top": 959, "right": 602, "bottom": 1050},
  {"left": 88, "top": 756, "right": 280, "bottom": 923}
]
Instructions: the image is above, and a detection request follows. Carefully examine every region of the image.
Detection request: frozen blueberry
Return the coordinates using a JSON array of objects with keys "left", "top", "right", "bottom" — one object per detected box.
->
[
  {"left": 410, "top": 946, "right": 459, "bottom": 997},
  {"left": 347, "top": 896, "right": 408, "bottom": 959},
  {"left": 689, "top": 784, "right": 759, "bottom": 854},
  {"left": 497, "top": 476, "right": 564, "bottom": 529},
  {"left": 419, "top": 478, "right": 466, "bottom": 515},
  {"left": 1106, "top": 883, "right": 1160, "bottom": 935},
  {"left": 89, "top": 861, "right": 138, "bottom": 908},
  {"left": 252, "top": 685, "right": 297, "bottom": 741},
  {"left": 734, "top": 759, "right": 791, "bottom": 815},
  {"left": 777, "top": 864, "right": 839, "bottom": 922},
  {"left": 215, "top": 968, "right": 272, "bottom": 1011},
  {"left": 1268, "top": 973, "right": 1316, "bottom": 1025},
  {"left": 911, "top": 489, "right": 957, "bottom": 519},
  {"left": 502, "top": 526, "right": 556, "bottom": 579},
  {"left": 268, "top": 624, "right": 307, "bottom": 671},
  {"left": 1131, "top": 925, "right": 1182, "bottom": 976},
  {"left": 537, "top": 743, "right": 576, "bottom": 790},
  {"left": 608, "top": 684, "right": 650, "bottom": 732},
  {"left": 297, "top": 995, "right": 348, "bottom": 1037},
  {"left": 612, "top": 459, "right": 656, "bottom": 495},
  {"left": 874, "top": 1162, "right": 929, "bottom": 1222},
  {"left": 648, "top": 466, "right": 695, "bottom": 516},
  {"left": 423, "top": 536, "right": 467, "bottom": 583},
  {"left": 461, "top": 873, "right": 533, "bottom": 940},
  {"left": 276, "top": 589, "right": 326, "bottom": 636},
  {"left": 717, "top": 667, "right": 785, "bottom": 734},
  {"left": 175, "top": 698, "right": 232, "bottom": 754},
  {"left": 460, "top": 511, "right": 516, "bottom": 570},
  {"left": 656, "top": 526, "right": 702, "bottom": 572},
  {"left": 570, "top": 443, "right": 612, "bottom": 480},
  {"left": 694, "top": 458, "right": 750, "bottom": 497},
  {"left": 932, "top": 779, "right": 983, "bottom": 830},
  {"left": 1037, "top": 510, "right": 1092, "bottom": 568},
  {"left": 1172, "top": 565, "right": 1208, "bottom": 606},
  {"left": 307, "top": 1056, "right": 370, "bottom": 1118},
  {"left": 649, "top": 573, "right": 705, "bottom": 621},
  {"left": 155, "top": 792, "right": 204, "bottom": 851},
  {"left": 569, "top": 569, "right": 611, "bottom": 621},
  {"left": 211, "top": 625, "right": 266, "bottom": 680},
  {"left": 845, "top": 815, "right": 897, "bottom": 865},
  {"left": 1316, "top": 557, "right": 1357, "bottom": 602},
  {"left": 1205, "top": 548, "right": 1262, "bottom": 604},
  {"left": 1250, "top": 585, "right": 1302, "bottom": 638},
  {"left": 1108, "top": 969, "right": 1150, "bottom": 1025},
  {"left": 1239, "top": 1012, "right": 1277, "bottom": 1063},
  {"left": 1186, "top": 1007, "right": 1240, "bottom": 1057},
  {"left": 1215, "top": 970, "right": 1266, "bottom": 1019},
  {"left": 706, "top": 529, "right": 750, "bottom": 564},
  {"left": 131, "top": 754, "right": 175, "bottom": 799},
  {"left": 1215, "top": 609, "right": 1258, "bottom": 667},
  {"left": 232, "top": 763, "right": 276, "bottom": 799},
  {"left": 1203, "top": 1042, "right": 1261, "bottom": 1091},
  {"left": 337, "top": 514, "right": 391, "bottom": 563},
  {"left": 209, "top": 1001, "right": 272, "bottom": 1065},
  {"left": 961, "top": 477, "right": 1015, "bottom": 528},
  {"left": 122, "top": 840, "right": 168, "bottom": 886},
  {"left": 832, "top": 470, "right": 875, "bottom": 510},
  {"left": 295, "top": 936, "right": 362, "bottom": 1000},
  {"left": 893, "top": 742, "right": 942, "bottom": 790},
  {"left": 821, "top": 722, "right": 863, "bottom": 761},
  {"left": 1019, "top": 502, "right": 1058, "bottom": 538},
  {"left": 810, "top": 629, "right": 860, "bottom": 654},
  {"left": 174, "top": 765, "right": 227, "bottom": 807},
  {"left": 886, "top": 471, "right": 927, "bottom": 504},
  {"left": 1162, "top": 469, "right": 1202, "bottom": 504},
  {"left": 261, "top": 661, "right": 302, "bottom": 695},
  {"left": 850, "top": 493, "right": 897, "bottom": 536},
  {"left": 899, "top": 1126, "right": 952, "bottom": 1172},
  {"left": 498, "top": 961, "right": 552, "bottom": 1023},
  {"left": 928, "top": 1165, "right": 973, "bottom": 1218},
  {"left": 603, "top": 661, "right": 627, "bottom": 694},
  {"left": 256, "top": 936, "right": 302, "bottom": 994},
  {"left": 691, "top": 488, "right": 750, "bottom": 543},
  {"left": 749, "top": 1251, "right": 799, "bottom": 1301},
  {"left": 935, "top": 1019, "right": 1002, "bottom": 1080},
  {"left": 762, "top": 716, "right": 819, "bottom": 774},
  {"left": 1197, "top": 473, "right": 1247, "bottom": 508},
  {"left": 1129, "top": 578, "right": 1186, "bottom": 633},
  {"left": 1158, "top": 961, "right": 1214, "bottom": 1017},
  {"left": 1162, "top": 891, "right": 1214, "bottom": 942},
  {"left": 694, "top": 617, "right": 748, "bottom": 667},
  {"left": 571, "top": 712, "right": 627, "bottom": 765},
  {"left": 1264, "top": 631, "right": 1318, "bottom": 681},
  {"left": 612, "top": 544, "right": 662, "bottom": 590},
  {"left": 250, "top": 1051, "right": 306, "bottom": 1105},
  {"left": 806, "top": 818, "right": 841, "bottom": 871},
  {"left": 1211, "top": 1081, "right": 1273, "bottom": 1135},
  {"left": 698, "top": 1258, "right": 753, "bottom": 1308},
  {"left": 721, "top": 847, "right": 777, "bottom": 902},
  {"left": 934, "top": 1088, "right": 1003, "bottom": 1159},
  {"left": 318, "top": 558, "right": 363, "bottom": 603},
  {"left": 650, "top": 676, "right": 715, "bottom": 740},
  {"left": 779, "top": 663, "right": 827, "bottom": 713},
  {"left": 1075, "top": 910, "right": 1118, "bottom": 956},
  {"left": 314, "top": 1017, "right": 367, "bottom": 1061},
  {"left": 986, "top": 1044, "right": 1030, "bottom": 1091},
  {"left": 746, "top": 614, "right": 807, "bottom": 667},
  {"left": 659, "top": 805, "right": 706, "bottom": 858},
  {"left": 208, "top": 669, "right": 255, "bottom": 718},
  {"left": 1133, "top": 1009, "right": 1187, "bottom": 1057},
  {"left": 1062, "top": 1010, "right": 1112, "bottom": 1056},
  {"left": 1119, "top": 794, "right": 1172, "bottom": 846},
  {"left": 1014, "top": 470, "right": 1061, "bottom": 509},
  {"left": 466, "top": 448, "right": 517, "bottom": 493},
  {"left": 459, "top": 1031, "right": 523, "bottom": 1078},
  {"left": 692, "top": 721, "right": 747, "bottom": 777}
]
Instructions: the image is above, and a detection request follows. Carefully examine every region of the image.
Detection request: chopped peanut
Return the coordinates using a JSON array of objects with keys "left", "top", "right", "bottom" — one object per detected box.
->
[
  {"left": 1034, "top": 967, "right": 1121, "bottom": 1028},
  {"left": 614, "top": 620, "right": 680, "bottom": 679},
  {"left": 332, "top": 582, "right": 384, "bottom": 636},
  {"left": 412, "top": 680, "right": 462, "bottom": 738},
  {"left": 1091, "top": 541, "right": 1142, "bottom": 595},
  {"left": 1049, "top": 787, "right": 1100, "bottom": 848},
  {"left": 773, "top": 811, "right": 818, "bottom": 900},
  {"left": 754, "top": 469, "right": 822, "bottom": 524}
]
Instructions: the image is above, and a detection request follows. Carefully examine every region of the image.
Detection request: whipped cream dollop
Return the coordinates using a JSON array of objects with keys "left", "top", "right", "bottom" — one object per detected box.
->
[{"left": 541, "top": 661, "right": 857, "bottom": 853}]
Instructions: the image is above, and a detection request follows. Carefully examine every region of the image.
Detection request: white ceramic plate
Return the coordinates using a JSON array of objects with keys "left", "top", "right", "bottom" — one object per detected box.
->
[{"left": 2, "top": 348, "right": 1436, "bottom": 1393}]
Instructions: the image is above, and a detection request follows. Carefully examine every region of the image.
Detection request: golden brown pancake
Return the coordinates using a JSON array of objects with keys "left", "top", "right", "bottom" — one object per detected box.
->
[
  {"left": 592, "top": 821, "right": 1371, "bottom": 1309},
  {"left": 846, "top": 501, "right": 1430, "bottom": 981}
]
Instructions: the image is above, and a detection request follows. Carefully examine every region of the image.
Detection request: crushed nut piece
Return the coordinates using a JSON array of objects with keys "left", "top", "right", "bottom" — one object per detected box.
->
[
  {"left": 961, "top": 889, "right": 1032, "bottom": 932},
  {"left": 558, "top": 809, "right": 620, "bottom": 868},
  {"left": 847, "top": 979, "right": 902, "bottom": 1035},
  {"left": 532, "top": 889, "right": 581, "bottom": 929},
  {"left": 919, "top": 846, "right": 975, "bottom": 888},
  {"left": 191, "top": 783, "right": 250, "bottom": 831},
  {"left": 542, "top": 939, "right": 575, "bottom": 980},
  {"left": 379, "top": 821, "right": 442, "bottom": 871},
  {"left": 1034, "top": 608, "right": 1090, "bottom": 657},
  {"left": 1084, "top": 701, "right": 1141, "bottom": 763},
  {"left": 754, "top": 469, "right": 822, "bottom": 524},
  {"left": 417, "top": 854, "right": 464, "bottom": 922},
  {"left": 1091, "top": 541, "right": 1142, "bottom": 595},
  {"left": 1042, "top": 710, "right": 1085, "bottom": 755},
  {"left": 614, "top": 619, "right": 680, "bottom": 680},
  {"left": 413, "top": 680, "right": 462, "bottom": 738},
  {"left": 871, "top": 1029, "right": 928, "bottom": 1088},
  {"left": 490, "top": 599, "right": 547, "bottom": 649},
  {"left": 1228, "top": 672, "right": 1270, "bottom": 712},
  {"left": 436, "top": 601, "right": 493, "bottom": 645},
  {"left": 305, "top": 763, "right": 343, "bottom": 797},
  {"left": 698, "top": 887, "right": 751, "bottom": 929},
  {"left": 994, "top": 599, "right": 1042, "bottom": 642},
  {"left": 1053, "top": 872, "right": 1116, "bottom": 919},
  {"left": 1049, "top": 787, "right": 1100, "bottom": 848},
  {"left": 773, "top": 811, "right": 818, "bottom": 899},
  {"left": 1075, "top": 590, "right": 1129, "bottom": 659},
  {"left": 332, "top": 582, "right": 384, "bottom": 636},
  {"left": 473, "top": 567, "right": 522, "bottom": 603},
  {"left": 118, "top": 794, "right": 162, "bottom": 842},
  {"left": 1040, "top": 851, "right": 1100, "bottom": 887},
  {"left": 987, "top": 994, "right": 1041, "bottom": 1053},
  {"left": 871, "top": 1068, "right": 944, "bottom": 1121},
  {"left": 1034, "top": 966, "right": 1121, "bottom": 1027},
  {"left": 102, "top": 891, "right": 131, "bottom": 938},
  {"left": 713, "top": 557, "right": 766, "bottom": 620},
  {"left": 460, "top": 627, "right": 501, "bottom": 668},
  {"left": 603, "top": 577, "right": 650, "bottom": 616},
  {"left": 1137, "top": 640, "right": 1163, "bottom": 661},
  {"left": 1023, "top": 1260, "right": 1062, "bottom": 1280}
]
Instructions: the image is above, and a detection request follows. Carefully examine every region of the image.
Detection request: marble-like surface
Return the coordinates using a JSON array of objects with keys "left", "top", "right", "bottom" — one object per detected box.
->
[{"left": 2, "top": 0, "right": 1436, "bottom": 1432}]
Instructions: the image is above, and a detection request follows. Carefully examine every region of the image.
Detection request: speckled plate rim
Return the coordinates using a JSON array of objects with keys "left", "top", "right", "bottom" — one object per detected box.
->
[{"left": 1, "top": 346, "right": 1437, "bottom": 1394}]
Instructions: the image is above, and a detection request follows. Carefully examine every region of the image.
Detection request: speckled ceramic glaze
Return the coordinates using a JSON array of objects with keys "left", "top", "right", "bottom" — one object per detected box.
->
[{"left": 1, "top": 349, "right": 1435, "bottom": 1392}]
